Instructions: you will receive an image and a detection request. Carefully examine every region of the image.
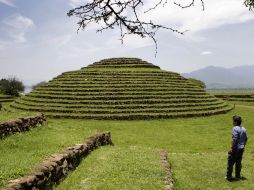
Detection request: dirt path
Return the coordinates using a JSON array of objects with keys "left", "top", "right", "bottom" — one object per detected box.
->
[{"left": 160, "top": 150, "right": 174, "bottom": 190}]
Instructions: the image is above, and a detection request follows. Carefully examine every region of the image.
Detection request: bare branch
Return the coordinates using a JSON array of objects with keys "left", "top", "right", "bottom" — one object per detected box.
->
[
  {"left": 68, "top": 0, "right": 185, "bottom": 56},
  {"left": 68, "top": 0, "right": 254, "bottom": 56},
  {"left": 67, "top": 0, "right": 205, "bottom": 56},
  {"left": 245, "top": 0, "right": 254, "bottom": 10},
  {"left": 144, "top": 0, "right": 168, "bottom": 13},
  {"left": 174, "top": 0, "right": 205, "bottom": 11}
]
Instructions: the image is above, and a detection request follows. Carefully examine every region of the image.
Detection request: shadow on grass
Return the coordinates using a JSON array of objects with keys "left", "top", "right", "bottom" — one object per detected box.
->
[{"left": 227, "top": 177, "right": 247, "bottom": 182}]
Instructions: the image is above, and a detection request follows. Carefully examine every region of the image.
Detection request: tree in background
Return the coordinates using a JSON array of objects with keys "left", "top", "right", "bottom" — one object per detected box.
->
[
  {"left": 0, "top": 77, "right": 25, "bottom": 96},
  {"left": 68, "top": 0, "right": 253, "bottom": 55}
]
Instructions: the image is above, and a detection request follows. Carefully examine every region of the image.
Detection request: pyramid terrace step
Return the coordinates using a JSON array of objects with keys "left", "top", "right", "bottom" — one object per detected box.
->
[
  {"left": 14, "top": 106, "right": 233, "bottom": 120},
  {"left": 86, "top": 64, "right": 160, "bottom": 69},
  {"left": 20, "top": 96, "right": 219, "bottom": 104},
  {"left": 92, "top": 60, "right": 153, "bottom": 65},
  {"left": 49, "top": 80, "right": 191, "bottom": 85},
  {"left": 40, "top": 84, "right": 199, "bottom": 89},
  {"left": 15, "top": 99, "right": 225, "bottom": 109},
  {"left": 30, "top": 90, "right": 207, "bottom": 96},
  {"left": 33, "top": 87, "right": 204, "bottom": 93},
  {"left": 11, "top": 103, "right": 228, "bottom": 114},
  {"left": 26, "top": 93, "right": 215, "bottom": 100}
]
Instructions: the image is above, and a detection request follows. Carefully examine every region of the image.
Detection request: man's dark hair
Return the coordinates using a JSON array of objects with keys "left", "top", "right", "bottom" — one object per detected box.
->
[{"left": 233, "top": 115, "right": 242, "bottom": 126}]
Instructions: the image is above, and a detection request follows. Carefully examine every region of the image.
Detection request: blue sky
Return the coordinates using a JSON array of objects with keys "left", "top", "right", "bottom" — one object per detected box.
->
[{"left": 0, "top": 0, "right": 254, "bottom": 85}]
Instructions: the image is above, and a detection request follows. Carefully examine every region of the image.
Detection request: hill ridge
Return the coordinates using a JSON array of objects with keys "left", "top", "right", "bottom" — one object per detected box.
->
[{"left": 183, "top": 65, "right": 254, "bottom": 89}]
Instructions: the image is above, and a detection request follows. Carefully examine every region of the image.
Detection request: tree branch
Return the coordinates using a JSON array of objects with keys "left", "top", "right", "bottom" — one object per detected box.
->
[
  {"left": 68, "top": 0, "right": 254, "bottom": 56},
  {"left": 245, "top": 0, "right": 254, "bottom": 10},
  {"left": 68, "top": 0, "right": 196, "bottom": 56},
  {"left": 174, "top": 0, "right": 204, "bottom": 11}
]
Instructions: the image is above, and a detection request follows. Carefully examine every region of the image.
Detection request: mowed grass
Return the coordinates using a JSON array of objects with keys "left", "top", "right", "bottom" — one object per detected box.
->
[
  {"left": 171, "top": 152, "right": 254, "bottom": 190},
  {"left": 56, "top": 146, "right": 166, "bottom": 190},
  {"left": 0, "top": 103, "right": 37, "bottom": 122},
  {"left": 0, "top": 103, "right": 254, "bottom": 189}
]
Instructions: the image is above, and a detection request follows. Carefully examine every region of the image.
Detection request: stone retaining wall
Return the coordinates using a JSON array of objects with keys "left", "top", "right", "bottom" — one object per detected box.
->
[
  {"left": 3, "top": 132, "right": 113, "bottom": 190},
  {"left": 0, "top": 113, "right": 46, "bottom": 138}
]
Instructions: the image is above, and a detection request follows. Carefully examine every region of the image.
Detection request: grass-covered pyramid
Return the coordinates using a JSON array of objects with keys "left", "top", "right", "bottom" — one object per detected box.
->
[{"left": 11, "top": 58, "right": 233, "bottom": 119}]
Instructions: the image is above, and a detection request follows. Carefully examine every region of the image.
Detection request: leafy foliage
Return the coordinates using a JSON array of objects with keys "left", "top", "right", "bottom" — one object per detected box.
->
[{"left": 0, "top": 77, "right": 24, "bottom": 96}]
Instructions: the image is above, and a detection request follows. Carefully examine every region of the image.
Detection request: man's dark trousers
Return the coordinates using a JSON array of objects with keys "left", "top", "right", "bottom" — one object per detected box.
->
[{"left": 227, "top": 149, "right": 244, "bottom": 178}]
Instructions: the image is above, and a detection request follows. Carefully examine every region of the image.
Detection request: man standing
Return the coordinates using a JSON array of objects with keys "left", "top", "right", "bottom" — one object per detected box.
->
[{"left": 226, "top": 115, "right": 248, "bottom": 181}]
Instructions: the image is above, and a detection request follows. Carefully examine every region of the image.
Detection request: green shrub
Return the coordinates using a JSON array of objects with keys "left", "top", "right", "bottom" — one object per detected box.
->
[{"left": 0, "top": 77, "right": 24, "bottom": 96}]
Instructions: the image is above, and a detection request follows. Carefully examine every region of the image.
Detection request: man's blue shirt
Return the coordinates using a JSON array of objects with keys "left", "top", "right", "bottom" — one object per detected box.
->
[{"left": 232, "top": 126, "right": 247, "bottom": 149}]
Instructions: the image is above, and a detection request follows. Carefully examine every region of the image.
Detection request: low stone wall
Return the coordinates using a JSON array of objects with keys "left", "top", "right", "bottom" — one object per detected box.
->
[
  {"left": 0, "top": 113, "right": 46, "bottom": 138},
  {"left": 3, "top": 132, "right": 113, "bottom": 190}
]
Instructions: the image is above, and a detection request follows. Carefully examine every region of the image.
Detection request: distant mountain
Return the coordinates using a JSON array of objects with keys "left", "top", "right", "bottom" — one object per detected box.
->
[{"left": 182, "top": 65, "right": 254, "bottom": 89}]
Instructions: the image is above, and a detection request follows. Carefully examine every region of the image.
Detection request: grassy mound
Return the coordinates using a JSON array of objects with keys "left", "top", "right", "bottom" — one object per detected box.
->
[{"left": 10, "top": 58, "right": 232, "bottom": 119}]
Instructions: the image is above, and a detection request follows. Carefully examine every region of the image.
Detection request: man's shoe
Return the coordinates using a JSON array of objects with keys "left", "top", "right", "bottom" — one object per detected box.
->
[{"left": 225, "top": 176, "right": 233, "bottom": 181}]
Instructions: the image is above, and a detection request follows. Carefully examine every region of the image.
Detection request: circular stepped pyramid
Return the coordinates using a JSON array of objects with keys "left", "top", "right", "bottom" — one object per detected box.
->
[{"left": 11, "top": 58, "right": 233, "bottom": 120}]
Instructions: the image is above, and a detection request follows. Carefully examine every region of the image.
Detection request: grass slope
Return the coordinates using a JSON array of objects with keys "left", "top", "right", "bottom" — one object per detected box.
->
[
  {"left": 0, "top": 103, "right": 36, "bottom": 122},
  {"left": 0, "top": 103, "right": 254, "bottom": 189}
]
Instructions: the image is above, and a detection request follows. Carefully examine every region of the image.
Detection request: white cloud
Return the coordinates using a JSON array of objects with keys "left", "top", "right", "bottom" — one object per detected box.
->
[
  {"left": 69, "top": 0, "right": 86, "bottom": 8},
  {"left": 4, "top": 15, "right": 34, "bottom": 30},
  {"left": 0, "top": 0, "right": 15, "bottom": 7},
  {"left": 141, "top": 0, "right": 254, "bottom": 35},
  {"left": 2, "top": 14, "right": 34, "bottom": 43},
  {"left": 201, "top": 51, "right": 213, "bottom": 55}
]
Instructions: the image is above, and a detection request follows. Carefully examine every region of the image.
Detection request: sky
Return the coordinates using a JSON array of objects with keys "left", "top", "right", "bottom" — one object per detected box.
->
[{"left": 0, "top": 0, "right": 254, "bottom": 86}]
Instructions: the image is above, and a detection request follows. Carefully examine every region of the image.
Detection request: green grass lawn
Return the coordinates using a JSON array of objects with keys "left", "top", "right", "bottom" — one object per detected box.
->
[
  {"left": 0, "top": 103, "right": 37, "bottom": 122},
  {"left": 56, "top": 146, "right": 166, "bottom": 190},
  {"left": 0, "top": 103, "right": 254, "bottom": 189}
]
